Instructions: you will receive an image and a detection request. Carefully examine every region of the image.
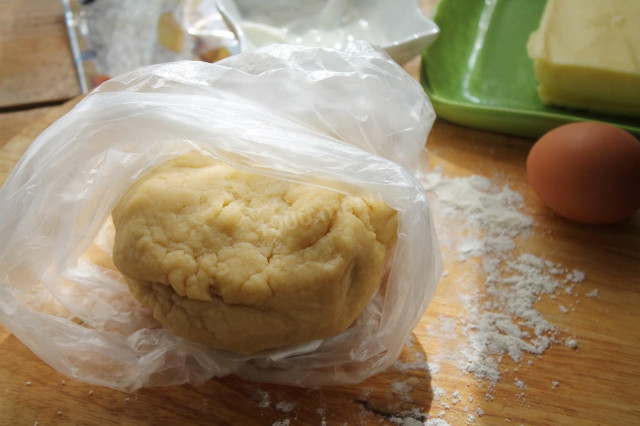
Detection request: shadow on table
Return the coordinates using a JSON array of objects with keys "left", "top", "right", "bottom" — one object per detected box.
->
[{"left": 187, "top": 331, "right": 435, "bottom": 425}]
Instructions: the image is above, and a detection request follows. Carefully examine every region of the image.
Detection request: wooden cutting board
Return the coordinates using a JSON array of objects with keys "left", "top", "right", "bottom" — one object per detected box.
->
[
  {"left": 0, "top": 95, "right": 639, "bottom": 426},
  {"left": 0, "top": 0, "right": 81, "bottom": 109}
]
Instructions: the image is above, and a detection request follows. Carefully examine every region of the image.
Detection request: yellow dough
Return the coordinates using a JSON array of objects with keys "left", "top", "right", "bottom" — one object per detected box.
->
[{"left": 112, "top": 152, "right": 397, "bottom": 354}]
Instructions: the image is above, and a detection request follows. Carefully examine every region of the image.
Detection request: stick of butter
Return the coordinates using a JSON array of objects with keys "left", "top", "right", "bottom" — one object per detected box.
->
[{"left": 527, "top": 0, "right": 640, "bottom": 118}]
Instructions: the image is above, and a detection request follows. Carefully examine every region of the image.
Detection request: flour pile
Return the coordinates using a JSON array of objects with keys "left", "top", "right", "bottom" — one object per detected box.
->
[{"left": 421, "top": 171, "right": 585, "bottom": 384}]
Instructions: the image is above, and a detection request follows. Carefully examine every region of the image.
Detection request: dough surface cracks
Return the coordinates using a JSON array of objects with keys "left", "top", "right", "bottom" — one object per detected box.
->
[{"left": 112, "top": 152, "right": 397, "bottom": 354}]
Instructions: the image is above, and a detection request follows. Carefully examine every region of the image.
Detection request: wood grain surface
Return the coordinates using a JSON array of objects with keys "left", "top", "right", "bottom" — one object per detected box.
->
[
  {"left": 1, "top": 0, "right": 639, "bottom": 425},
  {"left": 0, "top": 0, "right": 81, "bottom": 109},
  {"left": 0, "top": 106, "right": 54, "bottom": 149},
  {"left": 1, "top": 93, "right": 639, "bottom": 425}
]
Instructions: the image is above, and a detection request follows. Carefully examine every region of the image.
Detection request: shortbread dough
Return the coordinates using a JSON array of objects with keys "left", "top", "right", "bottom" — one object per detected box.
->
[{"left": 112, "top": 152, "right": 397, "bottom": 354}]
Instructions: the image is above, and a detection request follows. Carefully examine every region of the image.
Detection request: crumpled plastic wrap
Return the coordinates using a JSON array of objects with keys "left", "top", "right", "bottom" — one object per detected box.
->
[{"left": 0, "top": 42, "right": 441, "bottom": 391}]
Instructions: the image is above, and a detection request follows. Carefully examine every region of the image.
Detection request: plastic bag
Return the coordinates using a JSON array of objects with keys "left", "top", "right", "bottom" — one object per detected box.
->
[{"left": 0, "top": 42, "right": 441, "bottom": 391}]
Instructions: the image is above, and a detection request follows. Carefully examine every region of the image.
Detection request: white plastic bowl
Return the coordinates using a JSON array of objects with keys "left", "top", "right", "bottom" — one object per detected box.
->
[{"left": 217, "top": 0, "right": 439, "bottom": 65}]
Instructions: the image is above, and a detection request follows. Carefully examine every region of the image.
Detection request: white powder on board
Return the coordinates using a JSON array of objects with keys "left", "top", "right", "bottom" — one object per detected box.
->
[
  {"left": 255, "top": 389, "right": 271, "bottom": 408},
  {"left": 275, "top": 401, "right": 296, "bottom": 413},
  {"left": 391, "top": 412, "right": 428, "bottom": 426},
  {"left": 392, "top": 377, "right": 420, "bottom": 395},
  {"left": 394, "top": 354, "right": 430, "bottom": 372},
  {"left": 316, "top": 408, "right": 327, "bottom": 426},
  {"left": 565, "top": 339, "right": 578, "bottom": 349},
  {"left": 422, "top": 173, "right": 533, "bottom": 235},
  {"left": 433, "top": 384, "right": 445, "bottom": 400},
  {"left": 586, "top": 289, "right": 599, "bottom": 298},
  {"left": 426, "top": 419, "right": 451, "bottom": 426},
  {"left": 421, "top": 170, "right": 586, "bottom": 385}
]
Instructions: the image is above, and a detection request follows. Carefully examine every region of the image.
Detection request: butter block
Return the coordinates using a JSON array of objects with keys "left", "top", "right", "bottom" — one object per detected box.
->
[{"left": 527, "top": 0, "right": 640, "bottom": 118}]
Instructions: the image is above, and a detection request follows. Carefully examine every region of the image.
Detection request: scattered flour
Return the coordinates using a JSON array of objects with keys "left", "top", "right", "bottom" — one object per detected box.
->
[
  {"left": 432, "top": 384, "right": 445, "bottom": 400},
  {"left": 394, "top": 356, "right": 440, "bottom": 378},
  {"left": 426, "top": 419, "right": 451, "bottom": 426},
  {"left": 390, "top": 408, "right": 429, "bottom": 426},
  {"left": 316, "top": 408, "right": 327, "bottom": 426},
  {"left": 391, "top": 418, "right": 423, "bottom": 426},
  {"left": 586, "top": 289, "right": 599, "bottom": 298},
  {"left": 394, "top": 353, "right": 431, "bottom": 372},
  {"left": 255, "top": 389, "right": 271, "bottom": 408},
  {"left": 422, "top": 172, "right": 533, "bottom": 240},
  {"left": 392, "top": 377, "right": 420, "bottom": 395},
  {"left": 275, "top": 401, "right": 296, "bottom": 413},
  {"left": 566, "top": 270, "right": 586, "bottom": 283},
  {"left": 422, "top": 170, "right": 587, "bottom": 385},
  {"left": 566, "top": 339, "right": 579, "bottom": 349}
]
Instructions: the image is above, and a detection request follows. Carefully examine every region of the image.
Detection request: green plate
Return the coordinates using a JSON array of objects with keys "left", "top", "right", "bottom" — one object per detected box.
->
[{"left": 420, "top": 0, "right": 640, "bottom": 139}]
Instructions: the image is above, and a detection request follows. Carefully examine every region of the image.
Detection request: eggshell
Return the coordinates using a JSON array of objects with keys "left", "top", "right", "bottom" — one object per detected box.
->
[{"left": 526, "top": 122, "right": 640, "bottom": 224}]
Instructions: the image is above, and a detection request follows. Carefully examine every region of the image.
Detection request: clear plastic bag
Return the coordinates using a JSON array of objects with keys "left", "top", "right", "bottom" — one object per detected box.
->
[{"left": 0, "top": 42, "right": 441, "bottom": 391}]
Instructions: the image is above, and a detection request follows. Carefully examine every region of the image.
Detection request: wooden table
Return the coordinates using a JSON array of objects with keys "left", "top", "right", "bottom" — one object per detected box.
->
[{"left": 1, "top": 1, "right": 639, "bottom": 425}]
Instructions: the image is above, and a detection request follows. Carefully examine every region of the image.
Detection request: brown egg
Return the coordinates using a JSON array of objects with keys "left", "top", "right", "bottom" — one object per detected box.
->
[{"left": 526, "top": 122, "right": 640, "bottom": 224}]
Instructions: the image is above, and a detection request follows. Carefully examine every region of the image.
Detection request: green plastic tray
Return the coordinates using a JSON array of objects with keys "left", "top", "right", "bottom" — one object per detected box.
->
[{"left": 421, "top": 0, "right": 640, "bottom": 139}]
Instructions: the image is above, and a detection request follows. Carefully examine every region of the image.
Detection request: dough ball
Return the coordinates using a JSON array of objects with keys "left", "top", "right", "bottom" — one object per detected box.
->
[{"left": 112, "top": 152, "right": 397, "bottom": 354}]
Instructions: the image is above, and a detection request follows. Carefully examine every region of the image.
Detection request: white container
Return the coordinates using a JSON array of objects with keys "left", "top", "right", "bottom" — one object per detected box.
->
[{"left": 217, "top": 0, "right": 439, "bottom": 64}]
